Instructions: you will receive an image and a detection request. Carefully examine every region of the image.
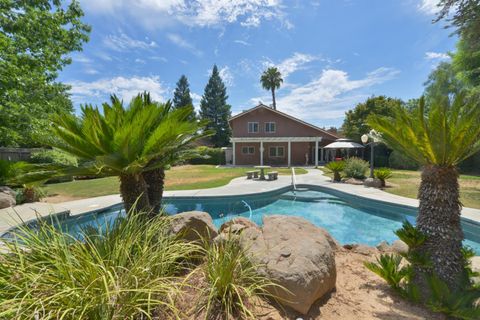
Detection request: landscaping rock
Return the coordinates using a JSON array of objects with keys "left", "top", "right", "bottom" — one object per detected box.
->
[
  {"left": 392, "top": 240, "right": 409, "bottom": 254},
  {"left": 344, "top": 178, "right": 364, "bottom": 185},
  {"left": 376, "top": 241, "right": 391, "bottom": 252},
  {"left": 240, "top": 215, "right": 336, "bottom": 315},
  {"left": 363, "top": 178, "right": 382, "bottom": 188},
  {"left": 169, "top": 211, "right": 218, "bottom": 242},
  {"left": 347, "top": 244, "right": 378, "bottom": 256},
  {"left": 219, "top": 216, "right": 259, "bottom": 234},
  {"left": 0, "top": 186, "right": 16, "bottom": 209}
]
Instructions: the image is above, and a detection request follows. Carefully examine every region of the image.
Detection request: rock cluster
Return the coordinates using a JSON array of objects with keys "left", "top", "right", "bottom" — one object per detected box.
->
[{"left": 169, "top": 212, "right": 337, "bottom": 315}]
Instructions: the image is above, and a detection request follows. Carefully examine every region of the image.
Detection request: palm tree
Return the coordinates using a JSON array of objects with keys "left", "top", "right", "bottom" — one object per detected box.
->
[
  {"left": 368, "top": 94, "right": 480, "bottom": 295},
  {"left": 260, "top": 67, "right": 283, "bottom": 110},
  {"left": 41, "top": 93, "right": 210, "bottom": 215}
]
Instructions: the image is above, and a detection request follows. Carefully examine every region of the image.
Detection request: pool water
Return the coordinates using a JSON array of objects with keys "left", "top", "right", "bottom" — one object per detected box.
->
[{"left": 48, "top": 186, "right": 480, "bottom": 254}]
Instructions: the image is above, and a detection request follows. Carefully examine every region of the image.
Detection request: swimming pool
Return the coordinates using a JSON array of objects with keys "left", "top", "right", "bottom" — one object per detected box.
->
[{"left": 27, "top": 185, "right": 480, "bottom": 254}]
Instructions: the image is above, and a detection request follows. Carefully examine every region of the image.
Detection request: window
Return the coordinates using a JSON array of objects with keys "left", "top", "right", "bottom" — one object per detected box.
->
[
  {"left": 241, "top": 146, "right": 255, "bottom": 154},
  {"left": 269, "top": 146, "right": 284, "bottom": 157},
  {"left": 248, "top": 122, "right": 259, "bottom": 133},
  {"left": 265, "top": 122, "right": 276, "bottom": 133}
]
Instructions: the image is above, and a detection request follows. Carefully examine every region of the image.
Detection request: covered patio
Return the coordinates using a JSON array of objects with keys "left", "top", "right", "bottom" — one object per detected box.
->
[{"left": 231, "top": 136, "right": 324, "bottom": 167}]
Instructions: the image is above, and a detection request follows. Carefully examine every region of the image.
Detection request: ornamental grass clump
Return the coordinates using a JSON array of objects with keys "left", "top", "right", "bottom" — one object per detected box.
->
[
  {"left": 197, "top": 235, "right": 279, "bottom": 319},
  {"left": 0, "top": 211, "right": 199, "bottom": 319},
  {"left": 343, "top": 157, "right": 369, "bottom": 180},
  {"left": 325, "top": 160, "right": 345, "bottom": 182}
]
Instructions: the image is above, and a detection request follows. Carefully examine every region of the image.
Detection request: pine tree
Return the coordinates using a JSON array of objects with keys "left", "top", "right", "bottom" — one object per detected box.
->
[
  {"left": 200, "top": 65, "right": 232, "bottom": 147},
  {"left": 173, "top": 75, "right": 193, "bottom": 109}
]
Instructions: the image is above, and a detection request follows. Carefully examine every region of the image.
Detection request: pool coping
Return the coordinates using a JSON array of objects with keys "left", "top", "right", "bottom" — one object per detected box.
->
[{"left": 1, "top": 168, "right": 479, "bottom": 236}]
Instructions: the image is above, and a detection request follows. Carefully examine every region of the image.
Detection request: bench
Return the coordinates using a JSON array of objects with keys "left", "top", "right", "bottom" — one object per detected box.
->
[
  {"left": 246, "top": 170, "right": 260, "bottom": 179},
  {"left": 267, "top": 171, "right": 278, "bottom": 181}
]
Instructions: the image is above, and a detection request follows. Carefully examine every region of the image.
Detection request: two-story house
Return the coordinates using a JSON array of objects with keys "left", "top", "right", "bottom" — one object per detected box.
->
[{"left": 229, "top": 104, "right": 338, "bottom": 166}]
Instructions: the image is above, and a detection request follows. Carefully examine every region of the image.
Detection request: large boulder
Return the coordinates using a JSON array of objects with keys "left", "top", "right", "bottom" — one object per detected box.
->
[
  {"left": 169, "top": 211, "right": 218, "bottom": 242},
  {"left": 240, "top": 215, "right": 336, "bottom": 315},
  {"left": 471, "top": 256, "right": 480, "bottom": 285},
  {"left": 0, "top": 186, "right": 16, "bottom": 209},
  {"left": 219, "top": 216, "right": 259, "bottom": 234},
  {"left": 363, "top": 177, "right": 382, "bottom": 188}
]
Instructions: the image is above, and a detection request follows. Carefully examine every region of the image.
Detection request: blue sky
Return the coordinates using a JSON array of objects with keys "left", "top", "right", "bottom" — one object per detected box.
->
[{"left": 61, "top": 0, "right": 455, "bottom": 128}]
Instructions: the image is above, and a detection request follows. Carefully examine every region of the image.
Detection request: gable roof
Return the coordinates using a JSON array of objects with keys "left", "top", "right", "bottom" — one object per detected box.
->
[{"left": 229, "top": 104, "right": 339, "bottom": 139}]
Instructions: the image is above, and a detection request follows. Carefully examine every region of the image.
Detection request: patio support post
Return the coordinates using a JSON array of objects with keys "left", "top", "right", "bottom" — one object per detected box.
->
[
  {"left": 288, "top": 140, "right": 291, "bottom": 167},
  {"left": 320, "top": 147, "right": 324, "bottom": 163},
  {"left": 232, "top": 141, "right": 236, "bottom": 166},
  {"left": 315, "top": 139, "right": 319, "bottom": 167},
  {"left": 260, "top": 140, "right": 264, "bottom": 166}
]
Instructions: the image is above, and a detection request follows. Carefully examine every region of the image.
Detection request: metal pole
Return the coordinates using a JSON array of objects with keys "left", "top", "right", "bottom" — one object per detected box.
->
[{"left": 370, "top": 142, "right": 374, "bottom": 178}]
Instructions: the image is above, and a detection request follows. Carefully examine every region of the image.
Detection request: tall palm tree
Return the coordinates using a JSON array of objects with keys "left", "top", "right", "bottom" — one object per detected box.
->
[
  {"left": 260, "top": 67, "right": 283, "bottom": 110},
  {"left": 38, "top": 93, "right": 210, "bottom": 215},
  {"left": 368, "top": 94, "right": 480, "bottom": 295}
]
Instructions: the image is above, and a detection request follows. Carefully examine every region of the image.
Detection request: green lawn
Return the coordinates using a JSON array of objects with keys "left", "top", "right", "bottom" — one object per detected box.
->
[
  {"left": 43, "top": 165, "right": 307, "bottom": 202},
  {"left": 319, "top": 167, "right": 480, "bottom": 209}
]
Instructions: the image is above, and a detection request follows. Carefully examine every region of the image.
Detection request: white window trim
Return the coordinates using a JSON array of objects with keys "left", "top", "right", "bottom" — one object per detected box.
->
[
  {"left": 269, "top": 146, "right": 285, "bottom": 158},
  {"left": 241, "top": 146, "right": 255, "bottom": 155},
  {"left": 247, "top": 122, "right": 259, "bottom": 133},
  {"left": 265, "top": 122, "right": 276, "bottom": 133}
]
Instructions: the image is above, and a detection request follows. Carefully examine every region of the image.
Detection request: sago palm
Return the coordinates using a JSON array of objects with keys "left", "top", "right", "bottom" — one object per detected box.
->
[
  {"left": 42, "top": 93, "right": 210, "bottom": 215},
  {"left": 260, "top": 67, "right": 283, "bottom": 110},
  {"left": 368, "top": 94, "right": 480, "bottom": 295}
]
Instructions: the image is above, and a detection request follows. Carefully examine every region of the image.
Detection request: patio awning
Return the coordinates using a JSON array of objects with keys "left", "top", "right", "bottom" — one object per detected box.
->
[{"left": 323, "top": 138, "right": 364, "bottom": 149}]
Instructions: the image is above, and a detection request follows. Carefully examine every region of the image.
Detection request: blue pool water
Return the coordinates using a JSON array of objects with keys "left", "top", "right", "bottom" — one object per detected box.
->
[{"left": 9, "top": 186, "right": 480, "bottom": 253}]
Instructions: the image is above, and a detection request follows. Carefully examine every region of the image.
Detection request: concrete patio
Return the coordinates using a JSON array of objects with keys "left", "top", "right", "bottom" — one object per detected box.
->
[{"left": 1, "top": 168, "right": 479, "bottom": 235}]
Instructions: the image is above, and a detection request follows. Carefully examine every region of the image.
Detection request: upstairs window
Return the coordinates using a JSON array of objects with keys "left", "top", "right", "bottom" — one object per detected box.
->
[
  {"left": 248, "top": 122, "right": 259, "bottom": 133},
  {"left": 265, "top": 122, "right": 276, "bottom": 133}
]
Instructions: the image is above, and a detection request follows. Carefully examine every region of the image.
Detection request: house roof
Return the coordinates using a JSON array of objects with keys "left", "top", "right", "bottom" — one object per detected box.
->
[{"left": 229, "top": 104, "right": 338, "bottom": 140}]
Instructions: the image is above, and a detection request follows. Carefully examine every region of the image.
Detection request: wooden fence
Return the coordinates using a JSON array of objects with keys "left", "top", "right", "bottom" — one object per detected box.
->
[{"left": 0, "top": 148, "right": 43, "bottom": 162}]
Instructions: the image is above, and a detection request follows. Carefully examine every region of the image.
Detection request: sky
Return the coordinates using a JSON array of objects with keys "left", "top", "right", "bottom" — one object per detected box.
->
[{"left": 60, "top": 0, "right": 456, "bottom": 128}]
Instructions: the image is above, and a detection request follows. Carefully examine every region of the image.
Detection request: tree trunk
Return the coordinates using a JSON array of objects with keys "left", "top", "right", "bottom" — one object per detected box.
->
[
  {"left": 414, "top": 165, "right": 466, "bottom": 295},
  {"left": 142, "top": 168, "right": 165, "bottom": 216},
  {"left": 271, "top": 88, "right": 276, "bottom": 110},
  {"left": 119, "top": 173, "right": 151, "bottom": 215}
]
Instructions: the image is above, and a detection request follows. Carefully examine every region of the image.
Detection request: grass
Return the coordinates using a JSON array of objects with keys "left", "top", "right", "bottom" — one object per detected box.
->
[
  {"left": 386, "top": 169, "right": 480, "bottom": 209},
  {"left": 0, "top": 212, "right": 198, "bottom": 319},
  {"left": 43, "top": 165, "right": 307, "bottom": 201},
  {"left": 319, "top": 167, "right": 480, "bottom": 209}
]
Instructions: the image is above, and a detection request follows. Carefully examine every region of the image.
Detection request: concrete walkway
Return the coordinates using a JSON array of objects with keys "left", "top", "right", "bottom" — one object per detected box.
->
[{"left": 1, "top": 168, "right": 479, "bottom": 235}]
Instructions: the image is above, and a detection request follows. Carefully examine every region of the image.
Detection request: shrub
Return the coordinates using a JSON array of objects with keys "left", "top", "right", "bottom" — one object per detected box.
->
[
  {"left": 366, "top": 221, "right": 480, "bottom": 319},
  {"left": 388, "top": 150, "right": 419, "bottom": 170},
  {"left": 197, "top": 234, "right": 278, "bottom": 319},
  {"left": 0, "top": 159, "right": 12, "bottom": 185},
  {"left": 188, "top": 146, "right": 226, "bottom": 165},
  {"left": 30, "top": 149, "right": 78, "bottom": 167},
  {"left": 343, "top": 157, "right": 369, "bottom": 179},
  {"left": 0, "top": 212, "right": 198, "bottom": 319},
  {"left": 374, "top": 167, "right": 393, "bottom": 187},
  {"left": 325, "top": 161, "right": 345, "bottom": 182}
]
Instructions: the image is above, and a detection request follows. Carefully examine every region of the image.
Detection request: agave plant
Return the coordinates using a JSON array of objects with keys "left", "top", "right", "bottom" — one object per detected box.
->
[
  {"left": 325, "top": 161, "right": 345, "bottom": 182},
  {"left": 20, "top": 93, "right": 211, "bottom": 215},
  {"left": 368, "top": 94, "right": 480, "bottom": 295}
]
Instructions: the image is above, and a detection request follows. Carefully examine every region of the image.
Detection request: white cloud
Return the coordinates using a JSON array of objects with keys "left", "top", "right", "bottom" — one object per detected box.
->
[
  {"left": 417, "top": 0, "right": 440, "bottom": 15},
  {"left": 234, "top": 39, "right": 251, "bottom": 46},
  {"left": 104, "top": 32, "right": 157, "bottom": 51},
  {"left": 68, "top": 76, "right": 166, "bottom": 104},
  {"left": 167, "top": 33, "right": 202, "bottom": 56},
  {"left": 263, "top": 52, "right": 318, "bottom": 78},
  {"left": 80, "top": 0, "right": 289, "bottom": 29},
  {"left": 249, "top": 67, "right": 400, "bottom": 121},
  {"left": 425, "top": 51, "right": 450, "bottom": 60},
  {"left": 191, "top": 92, "right": 203, "bottom": 112},
  {"left": 219, "top": 66, "right": 234, "bottom": 86}
]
